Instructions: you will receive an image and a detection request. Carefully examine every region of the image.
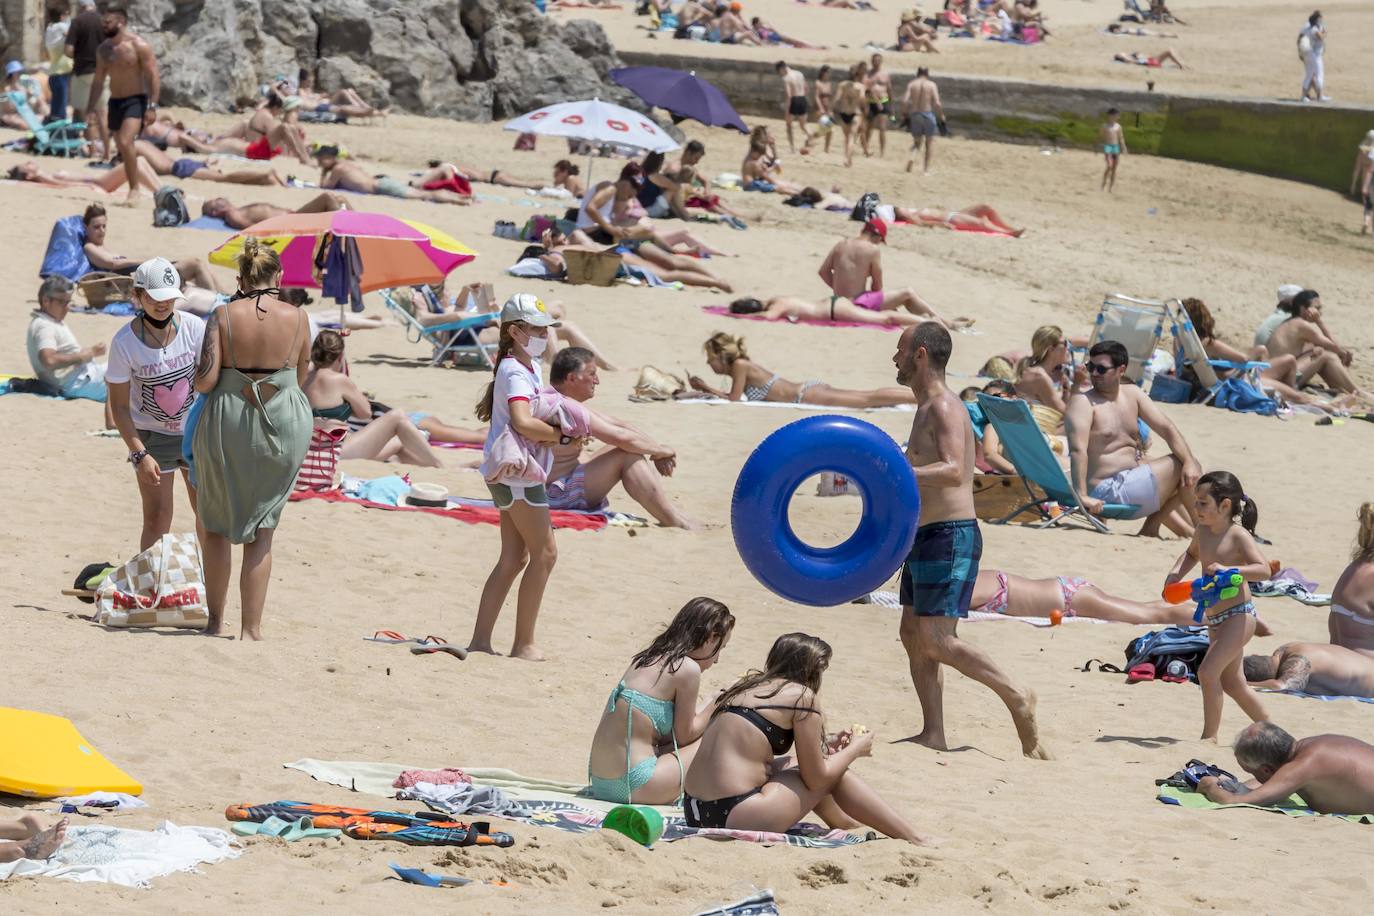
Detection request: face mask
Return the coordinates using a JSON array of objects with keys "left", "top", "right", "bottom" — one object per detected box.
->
[
  {"left": 141, "top": 310, "right": 174, "bottom": 329},
  {"left": 522, "top": 334, "right": 547, "bottom": 358}
]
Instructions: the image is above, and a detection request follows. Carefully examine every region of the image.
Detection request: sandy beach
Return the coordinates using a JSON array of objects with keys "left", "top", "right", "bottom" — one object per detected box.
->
[{"left": 2, "top": 44, "right": 1373, "bottom": 915}]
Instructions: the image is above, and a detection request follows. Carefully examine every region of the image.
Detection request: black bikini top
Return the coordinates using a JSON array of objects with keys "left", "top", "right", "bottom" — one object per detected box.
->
[{"left": 723, "top": 704, "right": 815, "bottom": 755}]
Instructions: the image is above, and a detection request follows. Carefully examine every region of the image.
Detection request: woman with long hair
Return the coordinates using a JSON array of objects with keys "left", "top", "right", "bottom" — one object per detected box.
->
[
  {"left": 192, "top": 239, "right": 312, "bottom": 639},
  {"left": 690, "top": 332, "right": 915, "bottom": 407},
  {"left": 1014, "top": 325, "right": 1073, "bottom": 414},
  {"left": 683, "top": 633, "right": 929, "bottom": 843},
  {"left": 1331, "top": 503, "right": 1374, "bottom": 655},
  {"left": 589, "top": 598, "right": 736, "bottom": 805}
]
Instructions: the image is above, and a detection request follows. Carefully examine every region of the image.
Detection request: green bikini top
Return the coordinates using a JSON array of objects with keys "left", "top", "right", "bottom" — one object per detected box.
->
[
  {"left": 311, "top": 401, "right": 353, "bottom": 421},
  {"left": 607, "top": 682, "right": 675, "bottom": 736}
]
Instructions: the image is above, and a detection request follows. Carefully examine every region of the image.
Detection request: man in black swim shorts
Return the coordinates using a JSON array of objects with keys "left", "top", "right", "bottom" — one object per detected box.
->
[
  {"left": 775, "top": 61, "right": 812, "bottom": 153},
  {"left": 85, "top": 4, "right": 160, "bottom": 204}
]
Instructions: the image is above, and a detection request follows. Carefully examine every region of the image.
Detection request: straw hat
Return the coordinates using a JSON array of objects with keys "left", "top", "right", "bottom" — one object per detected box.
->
[
  {"left": 406, "top": 482, "right": 450, "bottom": 508},
  {"left": 901, "top": 9, "right": 917, "bottom": 22}
]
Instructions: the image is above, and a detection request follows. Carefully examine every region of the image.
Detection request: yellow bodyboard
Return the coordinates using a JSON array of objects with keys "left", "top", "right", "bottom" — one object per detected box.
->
[{"left": 0, "top": 708, "right": 142, "bottom": 798}]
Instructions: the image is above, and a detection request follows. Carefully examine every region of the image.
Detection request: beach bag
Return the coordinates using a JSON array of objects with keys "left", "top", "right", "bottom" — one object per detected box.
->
[
  {"left": 93, "top": 533, "right": 208, "bottom": 629},
  {"left": 295, "top": 425, "right": 345, "bottom": 492},
  {"left": 850, "top": 191, "right": 881, "bottom": 222},
  {"left": 1125, "top": 626, "right": 1210, "bottom": 675},
  {"left": 152, "top": 185, "right": 190, "bottom": 227},
  {"left": 631, "top": 366, "right": 685, "bottom": 401},
  {"left": 1297, "top": 31, "right": 1312, "bottom": 59},
  {"left": 564, "top": 249, "right": 622, "bottom": 286},
  {"left": 1211, "top": 376, "right": 1278, "bottom": 416}
]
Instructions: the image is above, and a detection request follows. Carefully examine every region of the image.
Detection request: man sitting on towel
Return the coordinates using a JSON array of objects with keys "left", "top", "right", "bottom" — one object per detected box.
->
[
  {"left": 26, "top": 276, "right": 110, "bottom": 416},
  {"left": 1066, "top": 340, "right": 1201, "bottom": 538},
  {"left": 1198, "top": 722, "right": 1374, "bottom": 816},
  {"left": 547, "top": 347, "right": 701, "bottom": 529},
  {"left": 1243, "top": 643, "right": 1374, "bottom": 698}
]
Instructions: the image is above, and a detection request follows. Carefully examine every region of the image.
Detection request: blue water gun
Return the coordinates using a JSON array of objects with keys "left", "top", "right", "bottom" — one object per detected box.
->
[{"left": 1189, "top": 568, "right": 1244, "bottom": 623}]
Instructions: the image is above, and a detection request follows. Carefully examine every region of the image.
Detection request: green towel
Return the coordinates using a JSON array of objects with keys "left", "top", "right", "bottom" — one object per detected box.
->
[{"left": 1157, "top": 785, "right": 1374, "bottom": 824}]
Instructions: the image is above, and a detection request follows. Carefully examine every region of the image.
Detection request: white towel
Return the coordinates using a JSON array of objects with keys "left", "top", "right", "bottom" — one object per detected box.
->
[{"left": 0, "top": 821, "right": 238, "bottom": 887}]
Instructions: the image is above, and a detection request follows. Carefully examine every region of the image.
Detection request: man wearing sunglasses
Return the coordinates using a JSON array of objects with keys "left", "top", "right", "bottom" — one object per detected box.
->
[{"left": 1065, "top": 340, "right": 1200, "bottom": 538}]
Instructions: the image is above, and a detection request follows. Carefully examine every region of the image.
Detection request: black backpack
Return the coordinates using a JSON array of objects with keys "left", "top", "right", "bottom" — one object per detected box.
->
[
  {"left": 153, "top": 185, "right": 190, "bottom": 228},
  {"left": 850, "top": 192, "right": 880, "bottom": 222}
]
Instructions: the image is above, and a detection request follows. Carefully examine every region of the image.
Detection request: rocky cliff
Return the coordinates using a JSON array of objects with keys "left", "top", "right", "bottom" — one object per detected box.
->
[{"left": 125, "top": 0, "right": 631, "bottom": 119}]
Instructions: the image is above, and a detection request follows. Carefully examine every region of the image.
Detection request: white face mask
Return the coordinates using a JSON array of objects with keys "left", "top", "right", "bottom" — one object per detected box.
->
[{"left": 522, "top": 333, "right": 547, "bottom": 358}]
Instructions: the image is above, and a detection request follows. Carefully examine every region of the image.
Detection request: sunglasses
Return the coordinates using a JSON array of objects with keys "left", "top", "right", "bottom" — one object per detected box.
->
[{"left": 1087, "top": 363, "right": 1118, "bottom": 375}]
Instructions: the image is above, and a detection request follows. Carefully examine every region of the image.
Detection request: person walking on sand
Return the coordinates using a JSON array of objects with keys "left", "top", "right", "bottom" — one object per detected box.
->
[
  {"left": 84, "top": 4, "right": 159, "bottom": 204},
  {"left": 893, "top": 322, "right": 1050, "bottom": 759},
  {"left": 863, "top": 52, "right": 892, "bottom": 157},
  {"left": 469, "top": 294, "right": 563, "bottom": 661},
  {"left": 775, "top": 61, "right": 811, "bottom": 153},
  {"left": 1298, "top": 10, "right": 1329, "bottom": 102},
  {"left": 903, "top": 67, "right": 943, "bottom": 175},
  {"left": 1100, "top": 108, "right": 1126, "bottom": 192}
]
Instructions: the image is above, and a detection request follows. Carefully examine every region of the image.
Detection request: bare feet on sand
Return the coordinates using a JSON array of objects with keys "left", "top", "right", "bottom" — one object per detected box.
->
[
  {"left": 510, "top": 642, "right": 546, "bottom": 662},
  {"left": 22, "top": 817, "right": 68, "bottom": 860},
  {"left": 896, "top": 730, "right": 949, "bottom": 751},
  {"left": 466, "top": 641, "right": 500, "bottom": 656},
  {"left": 1011, "top": 689, "right": 1053, "bottom": 759}
]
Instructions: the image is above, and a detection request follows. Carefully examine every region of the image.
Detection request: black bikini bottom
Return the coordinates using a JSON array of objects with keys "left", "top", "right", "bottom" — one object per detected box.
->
[{"left": 683, "top": 787, "right": 762, "bottom": 828}]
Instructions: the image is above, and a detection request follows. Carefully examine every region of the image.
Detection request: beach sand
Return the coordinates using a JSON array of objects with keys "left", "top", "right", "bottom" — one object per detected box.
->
[{"left": 1, "top": 96, "right": 1372, "bottom": 914}]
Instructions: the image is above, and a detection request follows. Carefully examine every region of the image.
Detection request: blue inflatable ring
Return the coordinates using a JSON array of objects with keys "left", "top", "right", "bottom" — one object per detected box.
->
[{"left": 731, "top": 415, "right": 920, "bottom": 607}]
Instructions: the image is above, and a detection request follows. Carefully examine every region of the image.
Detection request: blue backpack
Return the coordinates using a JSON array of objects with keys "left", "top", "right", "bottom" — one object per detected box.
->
[{"left": 1126, "top": 626, "right": 1211, "bottom": 671}]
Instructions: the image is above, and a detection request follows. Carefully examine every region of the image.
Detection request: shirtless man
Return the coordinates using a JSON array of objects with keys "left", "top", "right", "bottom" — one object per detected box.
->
[
  {"left": 130, "top": 138, "right": 286, "bottom": 186},
  {"left": 201, "top": 192, "right": 348, "bottom": 230},
  {"left": 546, "top": 348, "right": 701, "bottom": 529},
  {"left": 775, "top": 61, "right": 811, "bottom": 153},
  {"left": 818, "top": 221, "right": 973, "bottom": 329},
  {"left": 717, "top": 4, "right": 761, "bottom": 45},
  {"left": 314, "top": 146, "right": 469, "bottom": 204},
  {"left": 893, "top": 322, "right": 1048, "bottom": 759},
  {"left": 902, "top": 67, "right": 943, "bottom": 174},
  {"left": 1065, "top": 340, "right": 1201, "bottom": 538},
  {"left": 864, "top": 52, "right": 893, "bottom": 157},
  {"left": 1243, "top": 643, "right": 1374, "bottom": 698},
  {"left": 1264, "top": 290, "right": 1372, "bottom": 405},
  {"left": 84, "top": 4, "right": 157, "bottom": 204},
  {"left": 1198, "top": 722, "right": 1374, "bottom": 816}
]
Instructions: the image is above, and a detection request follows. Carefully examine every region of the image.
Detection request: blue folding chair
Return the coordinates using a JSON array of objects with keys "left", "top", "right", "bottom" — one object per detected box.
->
[
  {"left": 1169, "top": 302, "right": 1269, "bottom": 406},
  {"left": 977, "top": 393, "right": 1140, "bottom": 533},
  {"left": 380, "top": 288, "right": 497, "bottom": 368},
  {"left": 5, "top": 90, "right": 86, "bottom": 157}
]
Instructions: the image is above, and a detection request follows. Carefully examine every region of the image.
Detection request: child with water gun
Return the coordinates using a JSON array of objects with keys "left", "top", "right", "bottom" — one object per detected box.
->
[{"left": 1163, "top": 471, "right": 1272, "bottom": 741}]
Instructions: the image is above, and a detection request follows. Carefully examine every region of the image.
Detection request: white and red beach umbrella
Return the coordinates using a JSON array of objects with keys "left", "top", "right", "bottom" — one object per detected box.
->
[{"left": 502, "top": 98, "right": 680, "bottom": 154}]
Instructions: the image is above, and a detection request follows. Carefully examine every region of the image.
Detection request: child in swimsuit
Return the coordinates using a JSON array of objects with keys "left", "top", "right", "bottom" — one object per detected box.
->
[
  {"left": 587, "top": 598, "right": 735, "bottom": 805},
  {"left": 1099, "top": 108, "right": 1126, "bottom": 192},
  {"left": 1166, "top": 470, "right": 1271, "bottom": 741}
]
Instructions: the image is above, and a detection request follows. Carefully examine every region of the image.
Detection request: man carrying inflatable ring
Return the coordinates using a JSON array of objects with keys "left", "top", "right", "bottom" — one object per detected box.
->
[{"left": 894, "top": 322, "right": 1052, "bottom": 760}]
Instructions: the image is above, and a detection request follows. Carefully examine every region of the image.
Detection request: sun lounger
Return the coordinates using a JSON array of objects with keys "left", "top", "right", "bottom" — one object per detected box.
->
[
  {"left": 5, "top": 90, "right": 86, "bottom": 157},
  {"left": 1086, "top": 294, "right": 1172, "bottom": 384},
  {"left": 976, "top": 393, "right": 1140, "bottom": 533},
  {"left": 379, "top": 287, "right": 497, "bottom": 368}
]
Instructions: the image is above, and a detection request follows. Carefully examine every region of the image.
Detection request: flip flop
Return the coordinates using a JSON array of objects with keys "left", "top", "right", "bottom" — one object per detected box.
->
[
  {"left": 232, "top": 815, "right": 293, "bottom": 837},
  {"left": 1126, "top": 662, "right": 1156, "bottom": 683},
  {"left": 365, "top": 630, "right": 423, "bottom": 644},
  {"left": 409, "top": 635, "right": 468, "bottom": 660},
  {"left": 388, "top": 863, "right": 510, "bottom": 888},
  {"left": 233, "top": 816, "right": 341, "bottom": 841}
]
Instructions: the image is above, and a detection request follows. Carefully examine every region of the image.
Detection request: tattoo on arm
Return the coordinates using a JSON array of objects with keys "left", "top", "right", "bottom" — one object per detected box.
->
[{"left": 196, "top": 311, "right": 220, "bottom": 380}]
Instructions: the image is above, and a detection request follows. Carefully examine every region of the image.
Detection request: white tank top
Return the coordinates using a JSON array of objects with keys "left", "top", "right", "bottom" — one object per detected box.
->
[{"left": 576, "top": 182, "right": 615, "bottom": 231}]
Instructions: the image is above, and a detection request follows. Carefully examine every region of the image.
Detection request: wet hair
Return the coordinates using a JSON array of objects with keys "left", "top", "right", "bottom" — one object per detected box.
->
[
  {"left": 798, "top": 187, "right": 823, "bottom": 205},
  {"left": 1241, "top": 654, "right": 1277, "bottom": 683},
  {"left": 1283, "top": 289, "right": 1319, "bottom": 317},
  {"left": 237, "top": 236, "right": 282, "bottom": 290},
  {"left": 728, "top": 298, "right": 765, "bottom": 315},
  {"left": 1354, "top": 502, "right": 1374, "bottom": 563},
  {"left": 310, "top": 328, "right": 345, "bottom": 367},
  {"left": 475, "top": 321, "right": 526, "bottom": 422},
  {"left": 553, "top": 159, "right": 579, "bottom": 176},
  {"left": 704, "top": 331, "right": 748, "bottom": 366},
  {"left": 911, "top": 321, "right": 953, "bottom": 372},
  {"left": 1181, "top": 297, "right": 1215, "bottom": 341},
  {"left": 82, "top": 203, "right": 106, "bottom": 227},
  {"left": 979, "top": 355, "right": 1015, "bottom": 381},
  {"left": 1197, "top": 470, "right": 1259, "bottom": 536},
  {"left": 1234, "top": 721, "right": 1295, "bottom": 773},
  {"left": 1016, "top": 325, "right": 1064, "bottom": 378},
  {"left": 631, "top": 597, "right": 736, "bottom": 677},
  {"left": 1088, "top": 340, "right": 1129, "bottom": 368},
  {"left": 38, "top": 274, "right": 75, "bottom": 304},
  {"left": 550, "top": 346, "right": 595, "bottom": 384},
  {"left": 642, "top": 151, "right": 665, "bottom": 176},
  {"left": 712, "top": 632, "right": 832, "bottom": 718},
  {"left": 982, "top": 378, "right": 1015, "bottom": 397},
  {"left": 685, "top": 140, "right": 705, "bottom": 156},
  {"left": 818, "top": 65, "right": 831, "bottom": 79}
]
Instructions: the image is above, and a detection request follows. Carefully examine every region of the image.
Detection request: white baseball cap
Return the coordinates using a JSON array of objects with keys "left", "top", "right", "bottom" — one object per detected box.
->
[
  {"left": 133, "top": 257, "right": 185, "bottom": 303},
  {"left": 1276, "top": 284, "right": 1303, "bottom": 303},
  {"left": 499, "top": 292, "right": 560, "bottom": 327}
]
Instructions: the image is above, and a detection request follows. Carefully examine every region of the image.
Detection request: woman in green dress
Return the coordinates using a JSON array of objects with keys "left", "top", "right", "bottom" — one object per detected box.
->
[{"left": 192, "top": 238, "right": 311, "bottom": 640}]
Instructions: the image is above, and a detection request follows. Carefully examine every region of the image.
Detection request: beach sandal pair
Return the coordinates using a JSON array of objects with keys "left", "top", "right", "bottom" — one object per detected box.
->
[
  {"left": 232, "top": 815, "right": 340, "bottom": 841},
  {"left": 365, "top": 631, "right": 468, "bottom": 660},
  {"left": 388, "top": 862, "right": 512, "bottom": 888}
]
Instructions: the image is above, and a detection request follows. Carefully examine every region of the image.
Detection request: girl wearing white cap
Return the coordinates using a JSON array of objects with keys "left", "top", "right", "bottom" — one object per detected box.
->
[
  {"left": 470, "top": 293, "right": 563, "bottom": 662},
  {"left": 106, "top": 257, "right": 206, "bottom": 550}
]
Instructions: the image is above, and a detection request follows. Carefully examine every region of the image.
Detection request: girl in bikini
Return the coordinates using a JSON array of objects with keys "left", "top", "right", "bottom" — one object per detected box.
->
[
  {"left": 1165, "top": 471, "right": 1271, "bottom": 741},
  {"left": 588, "top": 598, "right": 735, "bottom": 805},
  {"left": 682, "top": 633, "right": 929, "bottom": 843},
  {"left": 690, "top": 332, "right": 916, "bottom": 407},
  {"left": 891, "top": 204, "right": 1025, "bottom": 236}
]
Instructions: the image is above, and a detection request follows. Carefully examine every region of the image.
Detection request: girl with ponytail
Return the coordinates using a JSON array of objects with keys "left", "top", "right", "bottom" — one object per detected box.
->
[
  {"left": 469, "top": 293, "right": 562, "bottom": 661},
  {"left": 1165, "top": 470, "right": 1271, "bottom": 740},
  {"left": 1329, "top": 502, "right": 1374, "bottom": 652}
]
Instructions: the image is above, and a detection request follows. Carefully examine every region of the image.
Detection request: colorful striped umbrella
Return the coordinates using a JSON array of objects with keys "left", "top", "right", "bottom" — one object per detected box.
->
[{"left": 208, "top": 210, "right": 476, "bottom": 293}]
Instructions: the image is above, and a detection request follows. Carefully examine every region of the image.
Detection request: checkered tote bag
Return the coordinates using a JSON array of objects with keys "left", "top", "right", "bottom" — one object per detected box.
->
[{"left": 94, "top": 533, "right": 209, "bottom": 629}]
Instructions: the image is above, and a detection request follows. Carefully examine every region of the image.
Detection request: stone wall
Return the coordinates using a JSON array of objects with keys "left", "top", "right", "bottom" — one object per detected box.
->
[{"left": 622, "top": 51, "right": 1374, "bottom": 192}]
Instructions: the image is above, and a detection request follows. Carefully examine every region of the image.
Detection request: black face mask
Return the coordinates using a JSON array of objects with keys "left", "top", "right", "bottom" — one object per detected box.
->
[{"left": 141, "top": 310, "right": 174, "bottom": 329}]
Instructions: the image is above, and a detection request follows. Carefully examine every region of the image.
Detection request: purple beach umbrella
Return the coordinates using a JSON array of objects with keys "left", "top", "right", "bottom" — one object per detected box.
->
[{"left": 609, "top": 66, "right": 750, "bottom": 134}]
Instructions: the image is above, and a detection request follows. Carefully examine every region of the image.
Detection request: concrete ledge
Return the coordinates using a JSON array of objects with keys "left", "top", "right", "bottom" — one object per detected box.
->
[{"left": 621, "top": 50, "right": 1373, "bottom": 191}]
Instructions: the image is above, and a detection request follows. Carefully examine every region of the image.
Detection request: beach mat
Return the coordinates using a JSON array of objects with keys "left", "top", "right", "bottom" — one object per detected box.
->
[
  {"left": 701, "top": 305, "right": 898, "bottom": 331},
  {"left": 1156, "top": 784, "right": 1373, "bottom": 824},
  {"left": 184, "top": 215, "right": 232, "bottom": 232},
  {"left": 1259, "top": 688, "right": 1374, "bottom": 705},
  {"left": 284, "top": 759, "right": 872, "bottom": 848},
  {"left": 288, "top": 487, "right": 608, "bottom": 531},
  {"left": 858, "top": 591, "right": 1113, "bottom": 626},
  {"left": 667, "top": 398, "right": 913, "bottom": 413}
]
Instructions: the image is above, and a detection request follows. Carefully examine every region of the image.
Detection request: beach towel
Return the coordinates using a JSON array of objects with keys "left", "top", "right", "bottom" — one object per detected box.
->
[
  {"left": 666, "top": 398, "right": 913, "bottom": 413},
  {"left": 857, "top": 590, "right": 1114, "bottom": 625},
  {"left": 0, "top": 821, "right": 238, "bottom": 887},
  {"left": 1258, "top": 688, "right": 1374, "bottom": 705},
  {"left": 225, "top": 800, "right": 513, "bottom": 846},
  {"left": 284, "top": 759, "right": 872, "bottom": 848},
  {"left": 38, "top": 215, "right": 91, "bottom": 281},
  {"left": 182, "top": 215, "right": 232, "bottom": 232},
  {"left": 694, "top": 890, "right": 780, "bottom": 916},
  {"left": 701, "top": 304, "right": 899, "bottom": 331},
  {"left": 396, "top": 782, "right": 533, "bottom": 818},
  {"left": 1156, "top": 785, "right": 1374, "bottom": 824},
  {"left": 289, "top": 484, "right": 608, "bottom": 531},
  {"left": 0, "top": 374, "right": 61, "bottom": 397}
]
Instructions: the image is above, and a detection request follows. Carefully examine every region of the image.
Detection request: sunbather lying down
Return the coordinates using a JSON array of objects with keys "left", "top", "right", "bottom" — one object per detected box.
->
[
  {"left": 729, "top": 295, "right": 937, "bottom": 327},
  {"left": 0, "top": 814, "right": 67, "bottom": 863},
  {"left": 1113, "top": 48, "right": 1185, "bottom": 69},
  {"left": 541, "top": 227, "right": 731, "bottom": 293},
  {"left": 883, "top": 203, "right": 1025, "bottom": 236},
  {"left": 132, "top": 139, "right": 285, "bottom": 186},
  {"left": 691, "top": 331, "right": 916, "bottom": 407},
  {"left": 201, "top": 191, "right": 349, "bottom": 230},
  {"left": 7, "top": 159, "right": 162, "bottom": 195}
]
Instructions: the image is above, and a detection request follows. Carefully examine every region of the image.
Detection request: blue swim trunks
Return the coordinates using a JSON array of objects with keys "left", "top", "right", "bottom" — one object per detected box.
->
[
  {"left": 899, "top": 519, "right": 982, "bottom": 618},
  {"left": 172, "top": 158, "right": 206, "bottom": 179}
]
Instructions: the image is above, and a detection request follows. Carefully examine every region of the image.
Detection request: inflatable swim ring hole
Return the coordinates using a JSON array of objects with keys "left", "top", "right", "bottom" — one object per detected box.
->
[{"left": 787, "top": 474, "right": 865, "bottom": 548}]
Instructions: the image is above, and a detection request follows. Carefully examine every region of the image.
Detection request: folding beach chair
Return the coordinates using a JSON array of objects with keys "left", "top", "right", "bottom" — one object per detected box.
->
[
  {"left": 1168, "top": 302, "right": 1269, "bottom": 406},
  {"left": 977, "top": 393, "right": 1141, "bottom": 534},
  {"left": 5, "top": 91, "right": 86, "bottom": 157},
  {"left": 379, "top": 288, "right": 497, "bottom": 368},
  {"left": 1086, "top": 294, "right": 1172, "bottom": 384}
]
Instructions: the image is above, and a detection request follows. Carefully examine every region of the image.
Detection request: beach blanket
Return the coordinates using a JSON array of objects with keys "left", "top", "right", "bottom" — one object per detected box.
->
[
  {"left": 0, "top": 821, "right": 238, "bottom": 887},
  {"left": 701, "top": 304, "right": 899, "bottom": 331},
  {"left": 1259, "top": 688, "right": 1374, "bottom": 705},
  {"left": 71, "top": 301, "right": 137, "bottom": 316},
  {"left": 284, "top": 759, "right": 872, "bottom": 848},
  {"left": 1156, "top": 785, "right": 1374, "bottom": 824},
  {"left": 666, "top": 398, "right": 913, "bottom": 413},
  {"left": 858, "top": 590, "right": 1114, "bottom": 625},
  {"left": 183, "top": 215, "right": 232, "bottom": 232}
]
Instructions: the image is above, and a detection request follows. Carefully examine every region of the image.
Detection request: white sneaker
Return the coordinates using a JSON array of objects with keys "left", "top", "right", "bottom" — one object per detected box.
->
[{"left": 1319, "top": 95, "right": 1333, "bottom": 101}]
